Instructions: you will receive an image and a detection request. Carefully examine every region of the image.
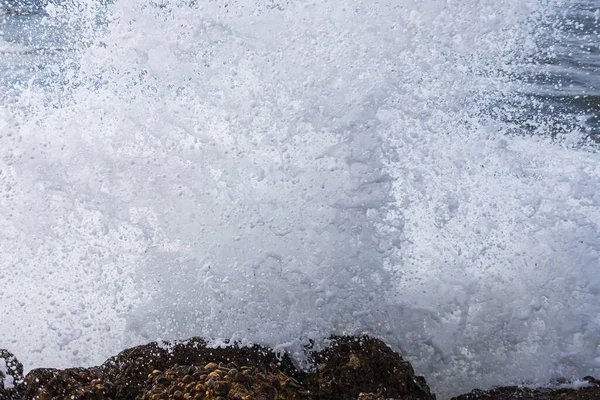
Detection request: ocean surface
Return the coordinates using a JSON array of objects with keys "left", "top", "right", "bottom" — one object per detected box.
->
[{"left": 0, "top": 0, "right": 599, "bottom": 398}]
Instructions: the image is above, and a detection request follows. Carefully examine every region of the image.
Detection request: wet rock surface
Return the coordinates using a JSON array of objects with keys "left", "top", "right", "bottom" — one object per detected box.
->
[
  {"left": 1, "top": 337, "right": 599, "bottom": 399},
  {"left": 101, "top": 337, "right": 301, "bottom": 400},
  {"left": 451, "top": 377, "right": 600, "bottom": 400},
  {"left": 305, "top": 336, "right": 435, "bottom": 400},
  {"left": 21, "top": 367, "right": 114, "bottom": 400},
  {"left": 138, "top": 362, "right": 308, "bottom": 400}
]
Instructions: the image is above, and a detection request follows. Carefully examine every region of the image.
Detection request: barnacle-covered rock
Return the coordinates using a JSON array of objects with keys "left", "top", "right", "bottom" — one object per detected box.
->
[
  {"left": 138, "top": 362, "right": 309, "bottom": 400},
  {"left": 100, "top": 337, "right": 301, "bottom": 400},
  {"left": 9, "top": 335, "right": 437, "bottom": 399},
  {"left": 21, "top": 367, "right": 115, "bottom": 400}
]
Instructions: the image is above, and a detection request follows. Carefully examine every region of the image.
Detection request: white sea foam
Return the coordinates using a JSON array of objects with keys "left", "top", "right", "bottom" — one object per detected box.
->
[
  {"left": 0, "top": 0, "right": 599, "bottom": 398},
  {"left": 0, "top": 358, "right": 14, "bottom": 390}
]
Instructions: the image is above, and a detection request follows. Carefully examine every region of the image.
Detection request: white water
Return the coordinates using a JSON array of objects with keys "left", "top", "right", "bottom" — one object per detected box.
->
[{"left": 1, "top": 0, "right": 599, "bottom": 398}]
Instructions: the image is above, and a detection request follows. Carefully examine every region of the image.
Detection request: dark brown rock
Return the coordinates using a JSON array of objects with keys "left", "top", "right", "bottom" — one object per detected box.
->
[
  {"left": 9, "top": 336, "right": 436, "bottom": 399},
  {"left": 305, "top": 336, "right": 436, "bottom": 400},
  {"left": 138, "top": 362, "right": 309, "bottom": 400},
  {"left": 22, "top": 367, "right": 114, "bottom": 400},
  {"left": 0, "top": 350, "right": 23, "bottom": 400},
  {"left": 451, "top": 377, "right": 600, "bottom": 400},
  {"left": 6, "top": 336, "right": 600, "bottom": 400},
  {"left": 100, "top": 337, "right": 301, "bottom": 400}
]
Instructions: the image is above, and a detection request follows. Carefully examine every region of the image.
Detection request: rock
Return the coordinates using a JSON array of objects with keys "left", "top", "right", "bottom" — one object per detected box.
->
[
  {"left": 9, "top": 336, "right": 436, "bottom": 399},
  {"left": 138, "top": 362, "right": 308, "bottom": 400},
  {"left": 0, "top": 349, "right": 23, "bottom": 400},
  {"left": 100, "top": 341, "right": 171, "bottom": 400},
  {"left": 135, "top": 335, "right": 438, "bottom": 400},
  {"left": 22, "top": 367, "right": 114, "bottom": 400},
  {"left": 100, "top": 337, "right": 301, "bottom": 400},
  {"left": 306, "top": 336, "right": 436, "bottom": 400},
  {"left": 451, "top": 377, "right": 600, "bottom": 400},
  {"left": 6, "top": 336, "right": 600, "bottom": 400}
]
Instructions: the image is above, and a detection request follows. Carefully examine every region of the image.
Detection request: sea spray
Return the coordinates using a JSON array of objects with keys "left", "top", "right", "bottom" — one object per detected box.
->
[{"left": 0, "top": 0, "right": 599, "bottom": 398}]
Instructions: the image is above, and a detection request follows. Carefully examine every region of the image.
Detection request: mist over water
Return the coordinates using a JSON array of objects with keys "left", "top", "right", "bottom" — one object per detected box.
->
[{"left": 1, "top": 0, "right": 599, "bottom": 398}]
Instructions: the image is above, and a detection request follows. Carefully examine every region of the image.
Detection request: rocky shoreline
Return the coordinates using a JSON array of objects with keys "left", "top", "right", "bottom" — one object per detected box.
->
[{"left": 1, "top": 336, "right": 598, "bottom": 400}]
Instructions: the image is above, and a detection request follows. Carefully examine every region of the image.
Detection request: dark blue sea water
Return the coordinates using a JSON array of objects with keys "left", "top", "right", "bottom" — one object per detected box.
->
[
  {"left": 2, "top": 1, "right": 598, "bottom": 137},
  {"left": 531, "top": 0, "right": 600, "bottom": 138}
]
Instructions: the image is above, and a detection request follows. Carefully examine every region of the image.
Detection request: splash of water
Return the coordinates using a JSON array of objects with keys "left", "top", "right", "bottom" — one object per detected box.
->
[{"left": 1, "top": 0, "right": 599, "bottom": 398}]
